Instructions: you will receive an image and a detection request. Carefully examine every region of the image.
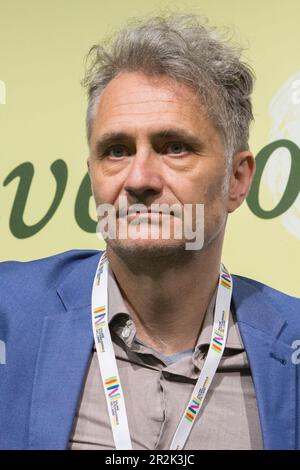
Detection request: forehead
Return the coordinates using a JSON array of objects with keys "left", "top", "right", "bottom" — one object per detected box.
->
[{"left": 91, "top": 71, "right": 216, "bottom": 140}]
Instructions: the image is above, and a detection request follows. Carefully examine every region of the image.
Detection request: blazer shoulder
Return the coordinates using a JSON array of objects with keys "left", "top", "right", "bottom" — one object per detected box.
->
[
  {"left": 233, "top": 273, "right": 300, "bottom": 322},
  {"left": 1, "top": 248, "right": 100, "bottom": 277},
  {"left": 0, "top": 249, "right": 101, "bottom": 307}
]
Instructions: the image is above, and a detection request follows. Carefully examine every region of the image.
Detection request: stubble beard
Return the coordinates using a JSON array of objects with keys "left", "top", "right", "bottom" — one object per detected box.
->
[{"left": 106, "top": 236, "right": 195, "bottom": 274}]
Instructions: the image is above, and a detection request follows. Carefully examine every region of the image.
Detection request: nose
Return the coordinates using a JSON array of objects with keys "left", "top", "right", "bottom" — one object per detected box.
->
[{"left": 123, "top": 151, "right": 164, "bottom": 205}]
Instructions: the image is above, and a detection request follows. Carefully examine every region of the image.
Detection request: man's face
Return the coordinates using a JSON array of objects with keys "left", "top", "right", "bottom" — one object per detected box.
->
[{"left": 88, "top": 72, "right": 235, "bottom": 256}]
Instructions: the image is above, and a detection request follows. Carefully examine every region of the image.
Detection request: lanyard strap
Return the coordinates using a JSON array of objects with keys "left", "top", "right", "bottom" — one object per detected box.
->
[
  {"left": 91, "top": 251, "right": 132, "bottom": 449},
  {"left": 91, "top": 251, "right": 233, "bottom": 450}
]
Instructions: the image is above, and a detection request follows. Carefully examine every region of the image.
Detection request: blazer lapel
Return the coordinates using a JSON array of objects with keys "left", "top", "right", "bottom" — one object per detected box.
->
[
  {"left": 28, "top": 251, "right": 102, "bottom": 450},
  {"left": 232, "top": 276, "right": 297, "bottom": 450}
]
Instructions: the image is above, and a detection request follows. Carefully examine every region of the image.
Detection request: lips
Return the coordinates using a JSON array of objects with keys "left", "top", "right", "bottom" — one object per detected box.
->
[
  {"left": 116, "top": 203, "right": 180, "bottom": 219},
  {"left": 126, "top": 211, "right": 162, "bottom": 220},
  {"left": 120, "top": 209, "right": 176, "bottom": 217}
]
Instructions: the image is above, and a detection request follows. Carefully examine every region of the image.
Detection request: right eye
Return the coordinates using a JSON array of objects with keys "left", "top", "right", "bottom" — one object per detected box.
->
[{"left": 105, "top": 145, "right": 130, "bottom": 158}]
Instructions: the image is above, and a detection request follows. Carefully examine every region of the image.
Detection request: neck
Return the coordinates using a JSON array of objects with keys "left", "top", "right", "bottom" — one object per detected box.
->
[{"left": 107, "top": 235, "right": 224, "bottom": 355}]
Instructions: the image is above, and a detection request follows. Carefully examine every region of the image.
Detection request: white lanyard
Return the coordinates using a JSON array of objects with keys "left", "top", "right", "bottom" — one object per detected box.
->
[{"left": 91, "top": 251, "right": 233, "bottom": 450}]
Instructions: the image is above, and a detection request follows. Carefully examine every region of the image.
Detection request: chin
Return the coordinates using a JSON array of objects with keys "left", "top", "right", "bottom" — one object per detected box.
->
[{"left": 106, "top": 237, "right": 192, "bottom": 261}]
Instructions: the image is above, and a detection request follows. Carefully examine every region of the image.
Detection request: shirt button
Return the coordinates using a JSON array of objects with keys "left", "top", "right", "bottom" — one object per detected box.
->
[{"left": 122, "top": 326, "right": 131, "bottom": 339}]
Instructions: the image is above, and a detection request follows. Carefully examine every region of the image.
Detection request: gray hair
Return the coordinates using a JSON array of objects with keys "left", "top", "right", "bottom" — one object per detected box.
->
[{"left": 82, "top": 13, "right": 255, "bottom": 160}]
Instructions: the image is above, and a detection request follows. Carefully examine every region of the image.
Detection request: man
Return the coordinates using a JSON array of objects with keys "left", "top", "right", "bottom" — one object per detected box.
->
[{"left": 0, "top": 14, "right": 299, "bottom": 450}]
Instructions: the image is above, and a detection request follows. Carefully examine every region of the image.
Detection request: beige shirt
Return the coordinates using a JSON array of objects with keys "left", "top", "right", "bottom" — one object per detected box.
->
[{"left": 69, "top": 266, "right": 263, "bottom": 450}]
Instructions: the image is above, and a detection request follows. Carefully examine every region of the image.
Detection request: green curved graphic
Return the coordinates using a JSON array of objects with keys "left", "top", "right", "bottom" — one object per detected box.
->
[
  {"left": 74, "top": 172, "right": 97, "bottom": 233},
  {"left": 247, "top": 139, "right": 300, "bottom": 219},
  {"left": 3, "top": 159, "right": 68, "bottom": 238}
]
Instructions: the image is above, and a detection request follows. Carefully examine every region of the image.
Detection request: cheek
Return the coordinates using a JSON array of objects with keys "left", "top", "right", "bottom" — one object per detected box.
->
[
  {"left": 181, "top": 168, "right": 228, "bottom": 230},
  {"left": 175, "top": 171, "right": 224, "bottom": 206},
  {"left": 203, "top": 178, "right": 228, "bottom": 236},
  {"left": 197, "top": 160, "right": 228, "bottom": 201},
  {"left": 89, "top": 168, "right": 124, "bottom": 206}
]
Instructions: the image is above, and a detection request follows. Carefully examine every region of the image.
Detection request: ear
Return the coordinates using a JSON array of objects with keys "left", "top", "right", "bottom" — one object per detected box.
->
[{"left": 227, "top": 150, "right": 256, "bottom": 213}]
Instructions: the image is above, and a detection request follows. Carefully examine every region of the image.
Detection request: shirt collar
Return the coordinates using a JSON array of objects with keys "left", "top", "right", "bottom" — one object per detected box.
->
[{"left": 107, "top": 263, "right": 244, "bottom": 351}]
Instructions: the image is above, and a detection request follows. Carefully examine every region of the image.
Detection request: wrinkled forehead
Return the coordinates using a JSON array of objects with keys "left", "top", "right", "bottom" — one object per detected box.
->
[{"left": 91, "top": 71, "right": 218, "bottom": 143}]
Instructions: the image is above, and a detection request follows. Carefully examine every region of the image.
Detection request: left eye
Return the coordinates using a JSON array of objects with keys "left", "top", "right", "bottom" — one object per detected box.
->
[{"left": 164, "top": 142, "right": 189, "bottom": 155}]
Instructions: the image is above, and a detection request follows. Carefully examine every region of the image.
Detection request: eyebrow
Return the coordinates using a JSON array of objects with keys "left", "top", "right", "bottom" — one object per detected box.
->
[
  {"left": 95, "top": 132, "right": 132, "bottom": 156},
  {"left": 94, "top": 128, "right": 205, "bottom": 155}
]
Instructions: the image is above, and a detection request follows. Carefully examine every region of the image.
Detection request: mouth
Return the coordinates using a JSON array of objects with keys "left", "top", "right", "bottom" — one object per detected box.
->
[
  {"left": 118, "top": 208, "right": 177, "bottom": 218},
  {"left": 125, "top": 210, "right": 167, "bottom": 222}
]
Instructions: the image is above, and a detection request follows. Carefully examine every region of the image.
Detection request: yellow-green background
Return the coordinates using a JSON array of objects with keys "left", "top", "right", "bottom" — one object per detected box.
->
[{"left": 1, "top": 0, "right": 299, "bottom": 296}]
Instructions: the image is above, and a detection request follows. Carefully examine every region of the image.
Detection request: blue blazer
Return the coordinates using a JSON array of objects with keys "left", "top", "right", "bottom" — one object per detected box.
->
[{"left": 0, "top": 249, "right": 299, "bottom": 450}]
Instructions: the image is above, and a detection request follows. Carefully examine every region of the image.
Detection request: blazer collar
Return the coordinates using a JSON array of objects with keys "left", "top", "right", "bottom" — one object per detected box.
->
[
  {"left": 57, "top": 255, "right": 287, "bottom": 338},
  {"left": 55, "top": 253, "right": 288, "bottom": 338},
  {"left": 55, "top": 252, "right": 289, "bottom": 344},
  {"left": 232, "top": 275, "right": 288, "bottom": 341},
  {"left": 56, "top": 250, "right": 102, "bottom": 311}
]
